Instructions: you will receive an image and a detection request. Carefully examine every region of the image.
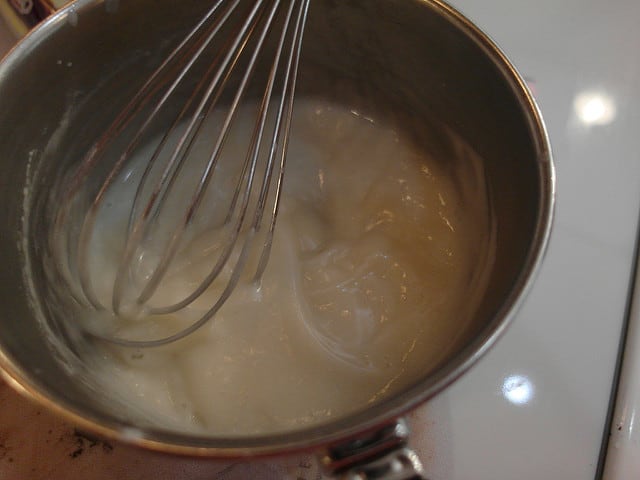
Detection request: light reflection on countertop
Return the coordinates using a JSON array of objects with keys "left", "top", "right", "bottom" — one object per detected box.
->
[
  {"left": 574, "top": 91, "right": 617, "bottom": 126},
  {"left": 502, "top": 374, "right": 535, "bottom": 406}
]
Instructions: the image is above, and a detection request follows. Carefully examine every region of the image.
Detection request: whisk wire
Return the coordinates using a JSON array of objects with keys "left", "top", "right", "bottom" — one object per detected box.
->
[
  {"left": 73, "top": 0, "right": 249, "bottom": 311},
  {"left": 254, "top": 0, "right": 310, "bottom": 282},
  {"left": 111, "top": 0, "right": 283, "bottom": 316},
  {"left": 110, "top": 0, "right": 274, "bottom": 315},
  {"left": 76, "top": 0, "right": 312, "bottom": 347},
  {"left": 126, "top": 0, "right": 266, "bottom": 235},
  {"left": 51, "top": 1, "right": 246, "bottom": 309}
]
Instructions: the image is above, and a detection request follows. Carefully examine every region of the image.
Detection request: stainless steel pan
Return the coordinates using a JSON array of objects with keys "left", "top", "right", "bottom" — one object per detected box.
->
[{"left": 0, "top": 1, "right": 554, "bottom": 478}]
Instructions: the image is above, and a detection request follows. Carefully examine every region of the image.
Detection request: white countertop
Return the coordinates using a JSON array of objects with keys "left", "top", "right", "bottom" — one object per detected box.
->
[
  {"left": 1, "top": 1, "right": 639, "bottom": 479},
  {"left": 420, "top": 1, "right": 640, "bottom": 479}
]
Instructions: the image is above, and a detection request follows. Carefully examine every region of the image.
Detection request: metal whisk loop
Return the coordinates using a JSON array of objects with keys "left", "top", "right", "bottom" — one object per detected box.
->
[
  {"left": 76, "top": 0, "right": 259, "bottom": 312},
  {"left": 110, "top": 0, "right": 280, "bottom": 316},
  {"left": 78, "top": 0, "right": 312, "bottom": 348},
  {"left": 55, "top": 0, "right": 239, "bottom": 306},
  {"left": 149, "top": 0, "right": 309, "bottom": 317},
  {"left": 253, "top": 0, "right": 309, "bottom": 282}
]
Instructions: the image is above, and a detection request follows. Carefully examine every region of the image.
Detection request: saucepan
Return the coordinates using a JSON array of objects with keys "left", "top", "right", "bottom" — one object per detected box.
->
[{"left": 0, "top": 0, "right": 553, "bottom": 478}]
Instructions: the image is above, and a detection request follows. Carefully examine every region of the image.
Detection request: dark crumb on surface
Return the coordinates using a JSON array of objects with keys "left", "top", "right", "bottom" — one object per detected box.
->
[
  {"left": 75, "top": 429, "right": 100, "bottom": 448},
  {"left": 68, "top": 429, "right": 114, "bottom": 459},
  {"left": 70, "top": 447, "right": 83, "bottom": 459}
]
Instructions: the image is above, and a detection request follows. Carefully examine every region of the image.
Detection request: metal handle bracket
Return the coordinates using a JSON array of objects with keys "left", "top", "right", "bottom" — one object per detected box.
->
[{"left": 321, "top": 418, "right": 427, "bottom": 480}]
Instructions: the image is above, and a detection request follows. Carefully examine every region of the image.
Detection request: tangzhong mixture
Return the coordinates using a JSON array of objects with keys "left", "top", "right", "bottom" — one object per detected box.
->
[{"left": 69, "top": 99, "right": 494, "bottom": 435}]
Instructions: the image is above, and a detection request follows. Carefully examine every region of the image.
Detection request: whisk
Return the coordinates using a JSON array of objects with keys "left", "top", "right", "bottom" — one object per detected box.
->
[{"left": 51, "top": 0, "right": 311, "bottom": 348}]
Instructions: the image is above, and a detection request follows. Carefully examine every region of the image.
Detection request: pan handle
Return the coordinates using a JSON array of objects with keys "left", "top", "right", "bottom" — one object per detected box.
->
[{"left": 321, "top": 418, "right": 427, "bottom": 480}]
